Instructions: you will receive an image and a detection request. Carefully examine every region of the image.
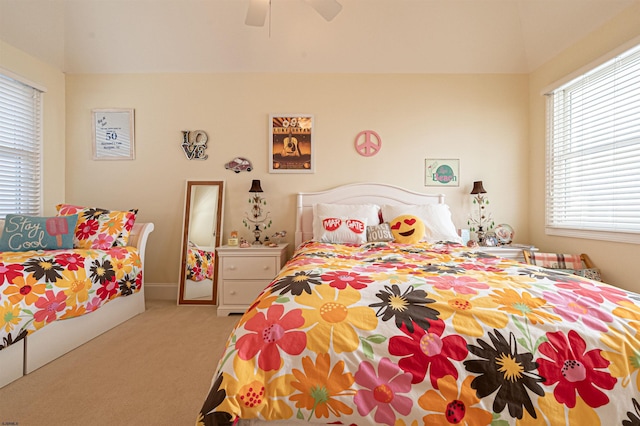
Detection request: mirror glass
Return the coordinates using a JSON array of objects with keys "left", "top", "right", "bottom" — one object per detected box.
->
[{"left": 178, "top": 180, "right": 224, "bottom": 305}]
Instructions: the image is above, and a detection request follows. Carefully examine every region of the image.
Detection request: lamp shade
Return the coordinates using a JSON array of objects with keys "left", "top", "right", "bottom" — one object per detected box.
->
[
  {"left": 470, "top": 181, "right": 486, "bottom": 194},
  {"left": 249, "top": 179, "right": 263, "bottom": 193}
]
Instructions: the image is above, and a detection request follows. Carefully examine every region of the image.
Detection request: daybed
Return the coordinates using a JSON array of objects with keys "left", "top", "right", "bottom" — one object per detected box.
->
[
  {"left": 0, "top": 208, "right": 154, "bottom": 389},
  {"left": 198, "top": 182, "right": 640, "bottom": 426}
]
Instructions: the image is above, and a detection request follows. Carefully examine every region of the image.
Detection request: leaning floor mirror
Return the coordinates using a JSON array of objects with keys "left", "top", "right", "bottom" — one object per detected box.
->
[{"left": 178, "top": 180, "right": 224, "bottom": 305}]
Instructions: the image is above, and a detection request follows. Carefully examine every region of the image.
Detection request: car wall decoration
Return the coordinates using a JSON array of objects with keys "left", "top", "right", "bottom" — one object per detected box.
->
[
  {"left": 225, "top": 157, "right": 253, "bottom": 173},
  {"left": 181, "top": 130, "right": 208, "bottom": 160}
]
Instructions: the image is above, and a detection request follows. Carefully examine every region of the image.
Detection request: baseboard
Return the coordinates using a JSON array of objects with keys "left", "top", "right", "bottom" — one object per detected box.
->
[{"left": 145, "top": 282, "right": 178, "bottom": 301}]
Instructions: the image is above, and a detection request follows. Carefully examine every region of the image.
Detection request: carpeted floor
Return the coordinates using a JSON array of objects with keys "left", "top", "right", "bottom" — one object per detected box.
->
[{"left": 0, "top": 299, "right": 240, "bottom": 426}]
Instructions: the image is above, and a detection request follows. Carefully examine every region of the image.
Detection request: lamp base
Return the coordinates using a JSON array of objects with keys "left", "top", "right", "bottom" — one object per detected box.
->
[{"left": 252, "top": 225, "right": 262, "bottom": 245}]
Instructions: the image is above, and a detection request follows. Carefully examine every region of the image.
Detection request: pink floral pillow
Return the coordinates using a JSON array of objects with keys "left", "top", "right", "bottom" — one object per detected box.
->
[{"left": 56, "top": 204, "right": 137, "bottom": 249}]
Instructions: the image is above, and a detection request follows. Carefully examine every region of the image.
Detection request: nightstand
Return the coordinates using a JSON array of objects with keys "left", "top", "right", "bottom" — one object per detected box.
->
[
  {"left": 476, "top": 244, "right": 538, "bottom": 263},
  {"left": 216, "top": 243, "right": 288, "bottom": 316}
]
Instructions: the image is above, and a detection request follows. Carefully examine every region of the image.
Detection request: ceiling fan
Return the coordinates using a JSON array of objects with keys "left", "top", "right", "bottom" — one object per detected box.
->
[{"left": 245, "top": 0, "right": 343, "bottom": 27}]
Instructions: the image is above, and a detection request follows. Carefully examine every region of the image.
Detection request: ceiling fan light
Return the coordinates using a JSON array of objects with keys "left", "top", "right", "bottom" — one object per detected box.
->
[
  {"left": 245, "top": 0, "right": 269, "bottom": 26},
  {"left": 304, "top": 0, "right": 342, "bottom": 22}
]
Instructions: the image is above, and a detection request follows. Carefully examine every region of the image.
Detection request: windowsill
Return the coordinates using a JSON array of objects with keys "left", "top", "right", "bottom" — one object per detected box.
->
[{"left": 546, "top": 227, "right": 640, "bottom": 245}]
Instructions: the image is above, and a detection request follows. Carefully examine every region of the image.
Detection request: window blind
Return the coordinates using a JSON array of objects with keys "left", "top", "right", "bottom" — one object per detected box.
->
[
  {"left": 0, "top": 73, "right": 43, "bottom": 217},
  {"left": 546, "top": 43, "right": 640, "bottom": 242}
]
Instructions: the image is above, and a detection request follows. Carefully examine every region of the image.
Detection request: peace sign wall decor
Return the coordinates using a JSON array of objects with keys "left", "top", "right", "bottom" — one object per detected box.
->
[
  {"left": 354, "top": 130, "right": 382, "bottom": 157},
  {"left": 269, "top": 114, "right": 314, "bottom": 173}
]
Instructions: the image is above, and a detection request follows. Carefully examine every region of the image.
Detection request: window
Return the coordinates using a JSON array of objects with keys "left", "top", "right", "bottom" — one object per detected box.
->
[
  {"left": 0, "top": 72, "right": 43, "bottom": 217},
  {"left": 546, "top": 42, "right": 640, "bottom": 244}
]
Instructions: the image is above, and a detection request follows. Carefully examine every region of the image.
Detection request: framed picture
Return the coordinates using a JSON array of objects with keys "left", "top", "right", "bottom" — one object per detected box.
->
[
  {"left": 269, "top": 114, "right": 314, "bottom": 173},
  {"left": 424, "top": 158, "right": 460, "bottom": 187},
  {"left": 92, "top": 108, "right": 135, "bottom": 160}
]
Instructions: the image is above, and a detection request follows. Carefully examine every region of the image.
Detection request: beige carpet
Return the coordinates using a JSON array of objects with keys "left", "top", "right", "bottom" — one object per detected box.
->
[{"left": 0, "top": 299, "right": 240, "bottom": 426}]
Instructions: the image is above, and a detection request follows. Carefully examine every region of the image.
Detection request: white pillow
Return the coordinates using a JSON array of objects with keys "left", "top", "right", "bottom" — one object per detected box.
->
[
  {"left": 315, "top": 216, "right": 368, "bottom": 244},
  {"left": 313, "top": 203, "right": 380, "bottom": 241},
  {"left": 380, "top": 204, "right": 462, "bottom": 244}
]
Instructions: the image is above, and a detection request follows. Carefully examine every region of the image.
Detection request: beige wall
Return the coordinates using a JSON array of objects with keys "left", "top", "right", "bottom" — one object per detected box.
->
[
  {"left": 528, "top": 3, "right": 640, "bottom": 293},
  {"left": 64, "top": 73, "right": 529, "bottom": 293},
  {"left": 4, "top": 2, "right": 639, "bottom": 297},
  {"left": 0, "top": 40, "right": 66, "bottom": 215}
]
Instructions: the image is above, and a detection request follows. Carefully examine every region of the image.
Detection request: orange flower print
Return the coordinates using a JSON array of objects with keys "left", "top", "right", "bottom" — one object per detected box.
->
[
  {"left": 418, "top": 375, "right": 493, "bottom": 426},
  {"left": 290, "top": 353, "right": 355, "bottom": 420}
]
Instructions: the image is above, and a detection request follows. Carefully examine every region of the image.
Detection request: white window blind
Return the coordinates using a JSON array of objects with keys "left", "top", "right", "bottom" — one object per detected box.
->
[
  {"left": 0, "top": 73, "right": 43, "bottom": 217},
  {"left": 546, "top": 42, "right": 640, "bottom": 243}
]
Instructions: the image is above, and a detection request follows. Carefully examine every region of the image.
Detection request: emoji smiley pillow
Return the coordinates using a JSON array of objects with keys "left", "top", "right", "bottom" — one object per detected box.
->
[{"left": 389, "top": 215, "right": 425, "bottom": 244}]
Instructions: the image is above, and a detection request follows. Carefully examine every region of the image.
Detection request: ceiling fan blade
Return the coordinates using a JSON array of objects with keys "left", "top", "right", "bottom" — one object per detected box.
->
[
  {"left": 304, "top": 0, "right": 342, "bottom": 22},
  {"left": 245, "top": 0, "right": 269, "bottom": 27}
]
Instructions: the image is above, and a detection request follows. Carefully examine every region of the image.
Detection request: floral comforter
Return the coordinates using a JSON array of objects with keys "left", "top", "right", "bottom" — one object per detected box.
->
[
  {"left": 0, "top": 246, "right": 142, "bottom": 350},
  {"left": 199, "top": 241, "right": 640, "bottom": 426}
]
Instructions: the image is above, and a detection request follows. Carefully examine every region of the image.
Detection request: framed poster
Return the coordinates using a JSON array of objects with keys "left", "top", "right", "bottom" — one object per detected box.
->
[
  {"left": 269, "top": 114, "right": 314, "bottom": 173},
  {"left": 425, "top": 158, "right": 459, "bottom": 187},
  {"left": 92, "top": 108, "right": 135, "bottom": 160}
]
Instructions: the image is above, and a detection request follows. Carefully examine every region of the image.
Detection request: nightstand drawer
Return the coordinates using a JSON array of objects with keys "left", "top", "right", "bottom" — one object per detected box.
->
[
  {"left": 221, "top": 256, "right": 278, "bottom": 280},
  {"left": 221, "top": 280, "right": 270, "bottom": 305}
]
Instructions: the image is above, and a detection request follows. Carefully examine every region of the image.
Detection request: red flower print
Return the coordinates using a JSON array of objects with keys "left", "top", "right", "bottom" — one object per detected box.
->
[
  {"left": 135, "top": 271, "right": 143, "bottom": 289},
  {"left": 34, "top": 290, "right": 67, "bottom": 323},
  {"left": 0, "top": 262, "right": 23, "bottom": 284},
  {"left": 322, "top": 271, "right": 373, "bottom": 290},
  {"left": 57, "top": 205, "right": 79, "bottom": 215},
  {"left": 107, "top": 247, "right": 129, "bottom": 260},
  {"left": 236, "top": 304, "right": 306, "bottom": 371},
  {"left": 537, "top": 330, "right": 616, "bottom": 408},
  {"left": 76, "top": 219, "right": 99, "bottom": 240},
  {"left": 54, "top": 253, "right": 85, "bottom": 271},
  {"left": 555, "top": 281, "right": 627, "bottom": 304},
  {"left": 96, "top": 278, "right": 119, "bottom": 300},
  {"left": 389, "top": 319, "right": 468, "bottom": 387}
]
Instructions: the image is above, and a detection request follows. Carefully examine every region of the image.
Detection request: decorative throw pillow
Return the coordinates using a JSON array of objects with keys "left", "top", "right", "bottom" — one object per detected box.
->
[
  {"left": 389, "top": 215, "right": 425, "bottom": 244},
  {"left": 0, "top": 214, "right": 78, "bottom": 252},
  {"left": 313, "top": 204, "right": 380, "bottom": 241},
  {"left": 56, "top": 204, "right": 138, "bottom": 249},
  {"left": 315, "top": 216, "right": 368, "bottom": 244},
  {"left": 381, "top": 204, "right": 462, "bottom": 244},
  {"left": 367, "top": 222, "right": 394, "bottom": 242}
]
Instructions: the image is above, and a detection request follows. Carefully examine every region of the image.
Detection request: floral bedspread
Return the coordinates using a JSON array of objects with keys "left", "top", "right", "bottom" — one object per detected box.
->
[
  {"left": 0, "top": 247, "right": 142, "bottom": 350},
  {"left": 187, "top": 247, "right": 214, "bottom": 282},
  {"left": 199, "top": 240, "right": 640, "bottom": 426}
]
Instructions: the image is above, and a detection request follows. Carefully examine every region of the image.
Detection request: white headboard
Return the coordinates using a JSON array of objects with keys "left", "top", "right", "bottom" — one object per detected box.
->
[{"left": 295, "top": 182, "right": 445, "bottom": 247}]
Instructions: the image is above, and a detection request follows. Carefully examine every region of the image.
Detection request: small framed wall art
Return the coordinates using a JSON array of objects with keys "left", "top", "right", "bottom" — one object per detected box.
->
[
  {"left": 424, "top": 158, "right": 460, "bottom": 187},
  {"left": 92, "top": 108, "right": 135, "bottom": 160},
  {"left": 269, "top": 114, "right": 314, "bottom": 173}
]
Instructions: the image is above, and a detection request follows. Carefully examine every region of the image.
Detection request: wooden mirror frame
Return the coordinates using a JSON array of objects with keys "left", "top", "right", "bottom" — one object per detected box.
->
[{"left": 177, "top": 180, "right": 224, "bottom": 305}]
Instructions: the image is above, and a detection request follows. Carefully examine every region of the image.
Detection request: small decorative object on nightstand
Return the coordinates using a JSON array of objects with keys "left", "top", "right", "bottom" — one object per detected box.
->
[
  {"left": 216, "top": 243, "right": 288, "bottom": 316},
  {"left": 243, "top": 179, "right": 272, "bottom": 244}
]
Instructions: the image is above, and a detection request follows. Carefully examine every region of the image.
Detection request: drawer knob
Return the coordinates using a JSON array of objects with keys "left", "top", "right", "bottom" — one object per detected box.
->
[
  {"left": 263, "top": 266, "right": 270, "bottom": 271},
  {"left": 230, "top": 290, "right": 237, "bottom": 295},
  {"left": 228, "top": 266, "right": 236, "bottom": 271}
]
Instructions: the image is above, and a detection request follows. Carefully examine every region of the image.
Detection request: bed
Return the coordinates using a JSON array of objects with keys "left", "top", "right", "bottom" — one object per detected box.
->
[
  {"left": 0, "top": 218, "right": 154, "bottom": 388},
  {"left": 198, "top": 182, "right": 640, "bottom": 426}
]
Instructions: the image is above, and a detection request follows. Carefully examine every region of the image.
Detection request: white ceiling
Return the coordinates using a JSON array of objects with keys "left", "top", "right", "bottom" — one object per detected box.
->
[{"left": 1, "top": 0, "right": 638, "bottom": 74}]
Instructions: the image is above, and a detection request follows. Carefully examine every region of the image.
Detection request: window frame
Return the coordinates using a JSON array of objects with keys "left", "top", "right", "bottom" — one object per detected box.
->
[
  {"left": 544, "top": 38, "right": 640, "bottom": 244},
  {"left": 0, "top": 67, "right": 45, "bottom": 219}
]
